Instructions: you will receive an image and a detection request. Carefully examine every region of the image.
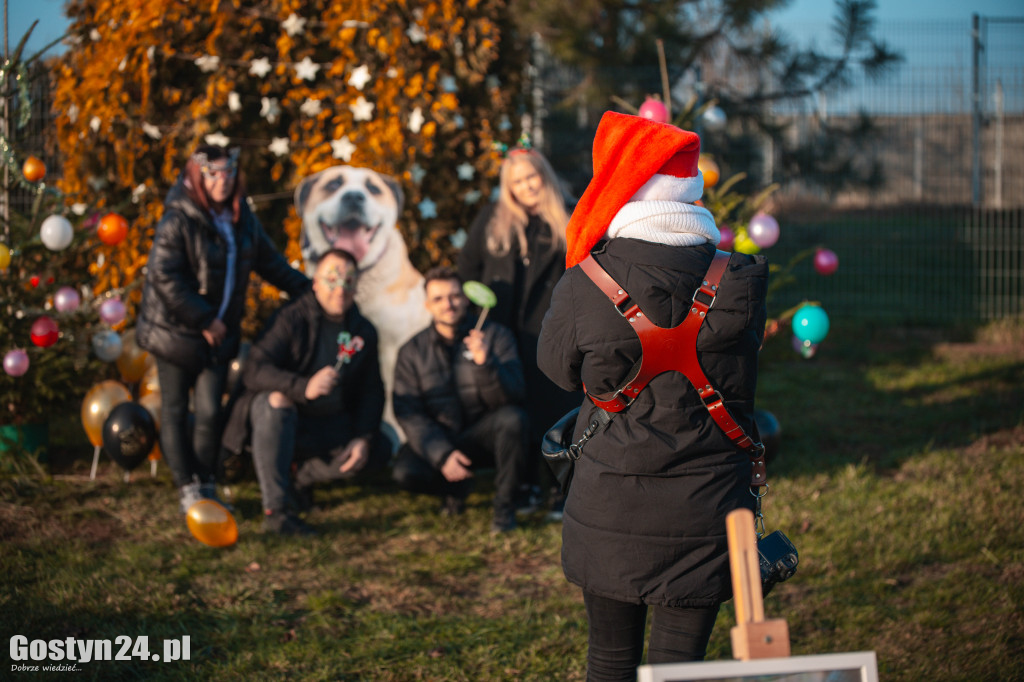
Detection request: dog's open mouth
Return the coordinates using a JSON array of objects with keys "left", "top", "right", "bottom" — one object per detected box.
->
[{"left": 320, "top": 218, "right": 381, "bottom": 263}]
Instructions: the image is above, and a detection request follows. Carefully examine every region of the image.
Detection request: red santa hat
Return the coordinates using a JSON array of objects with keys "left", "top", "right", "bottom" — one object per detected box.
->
[{"left": 565, "top": 111, "right": 703, "bottom": 267}]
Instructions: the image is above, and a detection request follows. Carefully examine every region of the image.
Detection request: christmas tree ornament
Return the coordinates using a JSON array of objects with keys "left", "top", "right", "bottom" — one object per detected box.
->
[
  {"left": 698, "top": 155, "right": 720, "bottom": 189},
  {"left": 40, "top": 214, "right": 74, "bottom": 251},
  {"left": 748, "top": 213, "right": 780, "bottom": 248},
  {"left": 30, "top": 316, "right": 60, "bottom": 347},
  {"left": 3, "top": 349, "right": 30, "bottom": 377},
  {"left": 22, "top": 155, "right": 46, "bottom": 182},
  {"left": 99, "top": 297, "right": 127, "bottom": 325},
  {"left": 97, "top": 213, "right": 129, "bottom": 245},
  {"left": 54, "top": 286, "right": 82, "bottom": 313},
  {"left": 638, "top": 98, "right": 669, "bottom": 123},
  {"left": 92, "top": 329, "right": 123, "bottom": 362}
]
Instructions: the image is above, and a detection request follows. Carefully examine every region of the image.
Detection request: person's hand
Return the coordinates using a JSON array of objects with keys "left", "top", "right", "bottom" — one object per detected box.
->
[
  {"left": 338, "top": 437, "right": 370, "bottom": 476},
  {"left": 202, "top": 318, "right": 227, "bottom": 347},
  {"left": 441, "top": 449, "right": 473, "bottom": 482},
  {"left": 304, "top": 366, "right": 339, "bottom": 400},
  {"left": 463, "top": 329, "right": 487, "bottom": 366}
]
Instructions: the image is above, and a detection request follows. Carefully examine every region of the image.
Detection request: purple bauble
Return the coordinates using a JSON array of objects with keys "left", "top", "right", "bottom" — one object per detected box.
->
[
  {"left": 814, "top": 248, "right": 839, "bottom": 276},
  {"left": 3, "top": 349, "right": 30, "bottom": 377},
  {"left": 99, "top": 297, "right": 127, "bottom": 326},
  {"left": 54, "top": 286, "right": 82, "bottom": 313},
  {"left": 748, "top": 213, "right": 780, "bottom": 248}
]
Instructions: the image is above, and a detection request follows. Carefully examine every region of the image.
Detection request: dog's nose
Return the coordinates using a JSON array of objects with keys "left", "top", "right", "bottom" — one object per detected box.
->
[{"left": 341, "top": 191, "right": 365, "bottom": 209}]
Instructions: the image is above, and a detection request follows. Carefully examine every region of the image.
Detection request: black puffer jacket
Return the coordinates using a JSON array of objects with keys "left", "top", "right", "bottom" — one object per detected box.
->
[
  {"left": 392, "top": 320, "right": 525, "bottom": 469},
  {"left": 537, "top": 238, "right": 768, "bottom": 607},
  {"left": 221, "top": 292, "right": 383, "bottom": 456},
  {"left": 137, "top": 178, "right": 310, "bottom": 373}
]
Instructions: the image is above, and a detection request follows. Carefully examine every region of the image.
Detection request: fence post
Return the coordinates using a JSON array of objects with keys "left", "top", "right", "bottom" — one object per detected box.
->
[{"left": 971, "top": 13, "right": 983, "bottom": 207}]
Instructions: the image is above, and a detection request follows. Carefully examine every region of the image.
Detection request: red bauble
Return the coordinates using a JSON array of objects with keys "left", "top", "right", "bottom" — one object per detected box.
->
[
  {"left": 814, "top": 248, "right": 839, "bottom": 276},
  {"left": 30, "top": 315, "right": 60, "bottom": 348},
  {"left": 638, "top": 98, "right": 669, "bottom": 123},
  {"left": 30, "top": 275, "right": 40, "bottom": 288}
]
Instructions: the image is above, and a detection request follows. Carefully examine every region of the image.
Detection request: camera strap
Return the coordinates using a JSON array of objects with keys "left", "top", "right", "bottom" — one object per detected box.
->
[{"left": 577, "top": 250, "right": 767, "bottom": 494}]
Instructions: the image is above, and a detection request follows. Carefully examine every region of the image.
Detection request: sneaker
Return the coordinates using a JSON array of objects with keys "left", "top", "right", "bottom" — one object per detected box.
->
[
  {"left": 263, "top": 510, "right": 317, "bottom": 536},
  {"left": 514, "top": 484, "right": 543, "bottom": 516},
  {"left": 490, "top": 507, "right": 517, "bottom": 534},
  {"left": 546, "top": 487, "right": 566, "bottom": 523},
  {"left": 199, "top": 481, "right": 234, "bottom": 512},
  {"left": 179, "top": 481, "right": 204, "bottom": 514},
  {"left": 440, "top": 494, "right": 466, "bottom": 517}
]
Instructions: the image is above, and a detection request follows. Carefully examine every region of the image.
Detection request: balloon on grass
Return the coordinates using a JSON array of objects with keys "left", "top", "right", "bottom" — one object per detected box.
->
[
  {"left": 101, "top": 401, "right": 157, "bottom": 471},
  {"left": 3, "top": 349, "right": 29, "bottom": 377},
  {"left": 81, "top": 380, "right": 132, "bottom": 447},
  {"left": 748, "top": 213, "right": 780, "bottom": 248},
  {"left": 792, "top": 304, "right": 830, "bottom": 345},
  {"left": 814, "top": 248, "right": 839, "bottom": 276},
  {"left": 186, "top": 500, "right": 239, "bottom": 547}
]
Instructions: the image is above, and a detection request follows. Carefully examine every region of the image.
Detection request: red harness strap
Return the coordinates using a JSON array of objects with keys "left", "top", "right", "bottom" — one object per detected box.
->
[{"left": 578, "top": 251, "right": 767, "bottom": 488}]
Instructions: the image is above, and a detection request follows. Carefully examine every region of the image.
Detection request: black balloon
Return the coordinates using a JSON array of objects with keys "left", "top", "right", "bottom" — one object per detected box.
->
[
  {"left": 102, "top": 402, "right": 157, "bottom": 471},
  {"left": 754, "top": 408, "right": 782, "bottom": 464}
]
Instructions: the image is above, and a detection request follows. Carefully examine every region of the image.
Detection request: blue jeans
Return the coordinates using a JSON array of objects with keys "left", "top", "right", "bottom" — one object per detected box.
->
[
  {"left": 583, "top": 592, "right": 719, "bottom": 682},
  {"left": 156, "top": 358, "right": 228, "bottom": 488}
]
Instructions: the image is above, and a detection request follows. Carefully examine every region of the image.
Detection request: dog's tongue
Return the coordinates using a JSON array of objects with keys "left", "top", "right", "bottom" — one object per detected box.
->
[{"left": 331, "top": 234, "right": 369, "bottom": 263}]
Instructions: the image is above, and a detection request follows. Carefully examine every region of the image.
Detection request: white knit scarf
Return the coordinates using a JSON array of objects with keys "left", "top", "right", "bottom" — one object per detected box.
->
[{"left": 605, "top": 200, "right": 721, "bottom": 247}]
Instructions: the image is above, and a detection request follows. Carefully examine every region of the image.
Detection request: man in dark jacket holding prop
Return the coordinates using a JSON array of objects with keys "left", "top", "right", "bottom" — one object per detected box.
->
[
  {"left": 538, "top": 112, "right": 769, "bottom": 680},
  {"left": 221, "top": 248, "right": 390, "bottom": 535},
  {"left": 391, "top": 266, "right": 529, "bottom": 534}
]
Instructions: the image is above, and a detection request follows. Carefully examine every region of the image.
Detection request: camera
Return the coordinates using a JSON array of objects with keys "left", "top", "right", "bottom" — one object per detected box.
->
[{"left": 757, "top": 530, "right": 799, "bottom": 595}]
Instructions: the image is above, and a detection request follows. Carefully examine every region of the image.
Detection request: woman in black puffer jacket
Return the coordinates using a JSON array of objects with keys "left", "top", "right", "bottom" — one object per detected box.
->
[
  {"left": 538, "top": 113, "right": 768, "bottom": 681},
  {"left": 137, "top": 145, "right": 309, "bottom": 514}
]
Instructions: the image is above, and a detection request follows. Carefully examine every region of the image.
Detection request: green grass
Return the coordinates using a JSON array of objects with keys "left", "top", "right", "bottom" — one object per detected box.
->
[{"left": 3, "top": 320, "right": 1023, "bottom": 680}]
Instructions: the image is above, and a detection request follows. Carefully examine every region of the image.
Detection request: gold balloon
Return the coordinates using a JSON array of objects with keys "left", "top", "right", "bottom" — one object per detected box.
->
[
  {"left": 81, "top": 380, "right": 132, "bottom": 447},
  {"left": 138, "top": 363, "right": 160, "bottom": 398},
  {"left": 186, "top": 500, "right": 238, "bottom": 547},
  {"left": 116, "top": 328, "right": 150, "bottom": 383}
]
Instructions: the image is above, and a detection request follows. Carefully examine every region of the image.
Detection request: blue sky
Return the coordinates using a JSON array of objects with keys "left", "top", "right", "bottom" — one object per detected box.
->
[{"left": 5, "top": 0, "right": 1022, "bottom": 57}]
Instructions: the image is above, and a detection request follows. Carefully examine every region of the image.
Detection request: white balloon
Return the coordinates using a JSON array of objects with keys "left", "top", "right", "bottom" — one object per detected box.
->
[{"left": 40, "top": 215, "right": 74, "bottom": 251}]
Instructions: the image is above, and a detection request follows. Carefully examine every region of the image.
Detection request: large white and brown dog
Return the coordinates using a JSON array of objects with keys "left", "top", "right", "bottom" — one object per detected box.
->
[{"left": 295, "top": 166, "right": 431, "bottom": 439}]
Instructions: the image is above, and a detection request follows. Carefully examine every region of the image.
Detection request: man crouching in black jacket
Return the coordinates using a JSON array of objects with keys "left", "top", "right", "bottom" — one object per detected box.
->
[
  {"left": 391, "top": 267, "right": 529, "bottom": 534},
  {"left": 221, "top": 248, "right": 390, "bottom": 535}
]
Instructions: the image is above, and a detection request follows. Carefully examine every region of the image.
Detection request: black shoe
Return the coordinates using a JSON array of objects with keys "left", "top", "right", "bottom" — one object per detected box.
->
[
  {"left": 546, "top": 487, "right": 565, "bottom": 522},
  {"left": 264, "top": 510, "right": 317, "bottom": 536},
  {"left": 440, "top": 495, "right": 466, "bottom": 517},
  {"left": 490, "top": 507, "right": 517, "bottom": 534},
  {"left": 514, "top": 484, "right": 543, "bottom": 516}
]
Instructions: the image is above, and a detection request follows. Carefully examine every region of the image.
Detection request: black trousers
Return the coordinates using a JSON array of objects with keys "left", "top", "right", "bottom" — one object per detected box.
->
[
  {"left": 391, "top": 405, "right": 528, "bottom": 512},
  {"left": 583, "top": 591, "right": 719, "bottom": 682}
]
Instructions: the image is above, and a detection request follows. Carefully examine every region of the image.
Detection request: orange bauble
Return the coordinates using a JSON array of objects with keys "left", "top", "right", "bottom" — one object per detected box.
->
[
  {"left": 97, "top": 213, "right": 129, "bottom": 245},
  {"left": 23, "top": 156, "right": 46, "bottom": 183},
  {"left": 698, "top": 155, "right": 720, "bottom": 189}
]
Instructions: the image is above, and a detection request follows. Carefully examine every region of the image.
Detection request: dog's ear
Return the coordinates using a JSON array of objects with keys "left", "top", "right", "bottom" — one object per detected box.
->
[
  {"left": 380, "top": 173, "right": 405, "bottom": 213},
  {"left": 294, "top": 170, "right": 321, "bottom": 217}
]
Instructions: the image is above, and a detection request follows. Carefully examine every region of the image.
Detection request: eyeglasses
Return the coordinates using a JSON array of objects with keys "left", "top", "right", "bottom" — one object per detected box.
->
[
  {"left": 317, "top": 274, "right": 357, "bottom": 292},
  {"left": 201, "top": 164, "right": 237, "bottom": 180}
]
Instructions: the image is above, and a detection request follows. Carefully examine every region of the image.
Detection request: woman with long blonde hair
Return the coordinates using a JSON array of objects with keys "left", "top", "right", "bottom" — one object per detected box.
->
[{"left": 458, "top": 146, "right": 580, "bottom": 517}]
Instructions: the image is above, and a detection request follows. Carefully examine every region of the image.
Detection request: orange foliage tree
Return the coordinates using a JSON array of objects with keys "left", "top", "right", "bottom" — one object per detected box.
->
[{"left": 53, "top": 0, "right": 525, "bottom": 324}]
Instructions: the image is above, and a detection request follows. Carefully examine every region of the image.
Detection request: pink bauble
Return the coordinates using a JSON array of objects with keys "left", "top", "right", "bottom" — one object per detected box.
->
[
  {"left": 3, "top": 349, "right": 30, "bottom": 377},
  {"left": 748, "top": 213, "right": 780, "bottom": 248},
  {"left": 30, "top": 316, "right": 59, "bottom": 348},
  {"left": 814, "top": 248, "right": 839, "bottom": 276},
  {"left": 719, "top": 225, "right": 735, "bottom": 251},
  {"left": 54, "top": 286, "right": 82, "bottom": 313},
  {"left": 638, "top": 98, "right": 669, "bottom": 123},
  {"left": 99, "top": 297, "right": 127, "bottom": 325}
]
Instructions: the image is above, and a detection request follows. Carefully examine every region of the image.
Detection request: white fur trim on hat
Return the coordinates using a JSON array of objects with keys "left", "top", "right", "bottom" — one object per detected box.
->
[
  {"left": 629, "top": 171, "right": 705, "bottom": 204},
  {"left": 606, "top": 200, "right": 721, "bottom": 247}
]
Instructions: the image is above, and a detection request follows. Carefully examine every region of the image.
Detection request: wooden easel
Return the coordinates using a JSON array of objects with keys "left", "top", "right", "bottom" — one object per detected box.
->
[{"left": 726, "top": 508, "right": 791, "bottom": 660}]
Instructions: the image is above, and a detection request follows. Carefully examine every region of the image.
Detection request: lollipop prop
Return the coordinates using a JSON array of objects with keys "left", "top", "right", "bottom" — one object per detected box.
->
[
  {"left": 463, "top": 281, "right": 497, "bottom": 330},
  {"left": 333, "top": 332, "right": 365, "bottom": 371}
]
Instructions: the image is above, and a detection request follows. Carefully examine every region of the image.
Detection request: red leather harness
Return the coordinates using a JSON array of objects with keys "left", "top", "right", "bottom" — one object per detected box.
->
[{"left": 577, "top": 251, "right": 767, "bottom": 488}]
